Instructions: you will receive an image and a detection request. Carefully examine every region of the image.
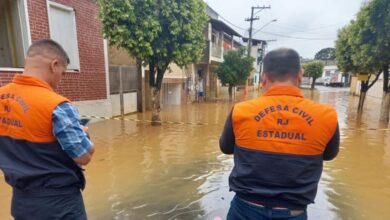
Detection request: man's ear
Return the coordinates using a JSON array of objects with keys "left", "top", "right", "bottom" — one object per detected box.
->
[
  {"left": 300, "top": 68, "right": 304, "bottom": 77},
  {"left": 50, "top": 59, "right": 59, "bottom": 73},
  {"left": 297, "top": 68, "right": 304, "bottom": 85}
]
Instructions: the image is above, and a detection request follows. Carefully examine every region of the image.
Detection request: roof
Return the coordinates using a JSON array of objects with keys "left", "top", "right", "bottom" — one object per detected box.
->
[
  {"left": 242, "top": 37, "right": 267, "bottom": 46},
  {"left": 210, "top": 18, "right": 242, "bottom": 37},
  {"left": 224, "top": 34, "right": 243, "bottom": 47},
  {"left": 206, "top": 6, "right": 219, "bottom": 19}
]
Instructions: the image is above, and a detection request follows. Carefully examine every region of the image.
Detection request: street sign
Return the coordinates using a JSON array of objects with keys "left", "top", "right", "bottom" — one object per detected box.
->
[{"left": 357, "top": 73, "right": 369, "bottom": 81}]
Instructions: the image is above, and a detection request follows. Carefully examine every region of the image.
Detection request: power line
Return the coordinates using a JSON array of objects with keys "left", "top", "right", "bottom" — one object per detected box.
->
[
  {"left": 257, "top": 31, "right": 336, "bottom": 41},
  {"left": 271, "top": 23, "right": 345, "bottom": 35},
  {"left": 217, "top": 14, "right": 248, "bottom": 31},
  {"left": 215, "top": 12, "right": 338, "bottom": 41}
]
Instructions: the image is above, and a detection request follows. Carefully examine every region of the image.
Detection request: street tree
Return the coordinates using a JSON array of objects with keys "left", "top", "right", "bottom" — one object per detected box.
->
[
  {"left": 358, "top": 0, "right": 390, "bottom": 122},
  {"left": 98, "top": 0, "right": 208, "bottom": 125},
  {"left": 315, "top": 48, "right": 336, "bottom": 61},
  {"left": 302, "top": 61, "right": 324, "bottom": 90},
  {"left": 336, "top": 24, "right": 379, "bottom": 112},
  {"left": 347, "top": 0, "right": 388, "bottom": 117},
  {"left": 335, "top": 4, "right": 383, "bottom": 114},
  {"left": 215, "top": 49, "right": 254, "bottom": 101}
]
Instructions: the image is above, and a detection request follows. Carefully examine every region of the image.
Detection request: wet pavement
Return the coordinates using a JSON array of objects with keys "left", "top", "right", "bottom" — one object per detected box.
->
[{"left": 0, "top": 86, "right": 389, "bottom": 220}]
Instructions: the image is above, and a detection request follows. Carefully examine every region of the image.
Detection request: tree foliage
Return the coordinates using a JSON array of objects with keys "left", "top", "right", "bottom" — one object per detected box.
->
[
  {"left": 216, "top": 49, "right": 254, "bottom": 87},
  {"left": 335, "top": 0, "right": 390, "bottom": 118},
  {"left": 315, "top": 48, "right": 336, "bottom": 61},
  {"left": 336, "top": 0, "right": 389, "bottom": 74},
  {"left": 335, "top": 26, "right": 357, "bottom": 74},
  {"left": 302, "top": 61, "right": 324, "bottom": 89},
  {"left": 303, "top": 61, "right": 324, "bottom": 79},
  {"left": 98, "top": 0, "right": 209, "bottom": 89},
  {"left": 98, "top": 0, "right": 209, "bottom": 125}
]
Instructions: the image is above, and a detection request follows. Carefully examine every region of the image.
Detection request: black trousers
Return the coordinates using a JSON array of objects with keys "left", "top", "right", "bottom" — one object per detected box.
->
[{"left": 11, "top": 191, "right": 87, "bottom": 220}]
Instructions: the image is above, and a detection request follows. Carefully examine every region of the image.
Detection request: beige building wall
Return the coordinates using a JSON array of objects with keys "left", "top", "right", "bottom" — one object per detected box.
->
[
  {"left": 350, "top": 76, "right": 358, "bottom": 95},
  {"left": 367, "top": 79, "right": 383, "bottom": 103},
  {"left": 165, "top": 63, "right": 187, "bottom": 79},
  {"left": 350, "top": 76, "right": 384, "bottom": 104},
  {"left": 108, "top": 46, "right": 136, "bottom": 66}
]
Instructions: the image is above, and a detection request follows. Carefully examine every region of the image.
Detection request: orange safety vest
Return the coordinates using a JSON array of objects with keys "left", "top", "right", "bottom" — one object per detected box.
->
[
  {"left": 230, "top": 85, "right": 338, "bottom": 209},
  {"left": 0, "top": 75, "right": 68, "bottom": 142},
  {"left": 0, "top": 75, "right": 85, "bottom": 195}
]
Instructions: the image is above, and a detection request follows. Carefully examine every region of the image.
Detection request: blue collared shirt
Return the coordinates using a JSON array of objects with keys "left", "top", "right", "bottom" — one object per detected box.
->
[{"left": 52, "top": 102, "right": 93, "bottom": 159}]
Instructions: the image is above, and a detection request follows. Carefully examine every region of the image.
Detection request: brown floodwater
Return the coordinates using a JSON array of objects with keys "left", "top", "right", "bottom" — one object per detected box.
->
[{"left": 0, "top": 86, "right": 389, "bottom": 220}]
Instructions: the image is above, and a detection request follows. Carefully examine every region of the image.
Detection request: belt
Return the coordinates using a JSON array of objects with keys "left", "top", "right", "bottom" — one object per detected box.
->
[
  {"left": 13, "top": 186, "right": 81, "bottom": 197},
  {"left": 238, "top": 197, "right": 305, "bottom": 215}
]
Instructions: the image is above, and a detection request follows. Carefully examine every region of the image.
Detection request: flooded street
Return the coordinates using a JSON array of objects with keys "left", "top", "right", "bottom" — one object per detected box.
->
[{"left": 1, "top": 86, "right": 390, "bottom": 220}]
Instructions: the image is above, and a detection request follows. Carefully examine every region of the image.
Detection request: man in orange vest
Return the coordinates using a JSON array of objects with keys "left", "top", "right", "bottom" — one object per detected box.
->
[
  {"left": 220, "top": 48, "right": 339, "bottom": 220},
  {"left": 0, "top": 39, "right": 94, "bottom": 219}
]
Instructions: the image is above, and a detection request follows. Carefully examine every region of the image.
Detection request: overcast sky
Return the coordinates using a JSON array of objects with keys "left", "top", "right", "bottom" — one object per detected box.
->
[{"left": 204, "top": 0, "right": 366, "bottom": 58}]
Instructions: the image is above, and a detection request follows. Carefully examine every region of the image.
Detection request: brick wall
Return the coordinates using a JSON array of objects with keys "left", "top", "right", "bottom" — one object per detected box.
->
[{"left": 0, "top": 0, "right": 107, "bottom": 101}]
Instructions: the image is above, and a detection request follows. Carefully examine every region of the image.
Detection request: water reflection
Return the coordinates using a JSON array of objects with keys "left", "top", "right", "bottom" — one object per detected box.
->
[{"left": 0, "top": 86, "right": 389, "bottom": 220}]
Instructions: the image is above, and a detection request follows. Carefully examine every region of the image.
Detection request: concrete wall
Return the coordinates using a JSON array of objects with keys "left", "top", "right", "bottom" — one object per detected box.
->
[
  {"left": 350, "top": 76, "right": 358, "bottom": 95},
  {"left": 110, "top": 92, "right": 137, "bottom": 116},
  {"left": 368, "top": 79, "right": 384, "bottom": 102},
  {"left": 74, "top": 92, "right": 138, "bottom": 119},
  {"left": 350, "top": 76, "right": 384, "bottom": 104},
  {"left": 73, "top": 99, "right": 112, "bottom": 118}
]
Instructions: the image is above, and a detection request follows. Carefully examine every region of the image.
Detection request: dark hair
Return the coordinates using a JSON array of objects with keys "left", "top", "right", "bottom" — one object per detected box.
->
[
  {"left": 263, "top": 48, "right": 300, "bottom": 81},
  {"left": 27, "top": 39, "right": 70, "bottom": 64}
]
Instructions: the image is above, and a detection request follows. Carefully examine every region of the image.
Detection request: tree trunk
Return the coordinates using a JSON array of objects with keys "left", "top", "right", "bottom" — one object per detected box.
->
[
  {"left": 358, "top": 91, "right": 366, "bottom": 113},
  {"left": 311, "top": 77, "right": 316, "bottom": 90},
  {"left": 380, "top": 65, "right": 389, "bottom": 123},
  {"left": 358, "top": 81, "right": 368, "bottom": 114},
  {"left": 151, "top": 87, "right": 162, "bottom": 126},
  {"left": 228, "top": 84, "right": 233, "bottom": 101},
  {"left": 149, "top": 63, "right": 168, "bottom": 126}
]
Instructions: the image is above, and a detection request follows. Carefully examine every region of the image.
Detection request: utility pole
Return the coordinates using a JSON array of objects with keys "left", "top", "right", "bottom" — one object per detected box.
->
[
  {"left": 245, "top": 5, "right": 271, "bottom": 95},
  {"left": 246, "top": 5, "right": 271, "bottom": 57}
]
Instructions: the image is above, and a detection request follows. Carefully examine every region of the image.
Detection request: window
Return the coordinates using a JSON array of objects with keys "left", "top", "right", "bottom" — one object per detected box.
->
[
  {"left": 48, "top": 2, "right": 80, "bottom": 70},
  {"left": 0, "top": 0, "right": 29, "bottom": 68}
]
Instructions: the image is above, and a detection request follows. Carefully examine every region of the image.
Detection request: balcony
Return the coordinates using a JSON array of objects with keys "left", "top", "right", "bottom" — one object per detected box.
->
[{"left": 211, "top": 44, "right": 223, "bottom": 59}]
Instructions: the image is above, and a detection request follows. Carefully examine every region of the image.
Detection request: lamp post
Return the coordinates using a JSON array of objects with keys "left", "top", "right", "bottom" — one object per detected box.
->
[{"left": 253, "top": 19, "right": 277, "bottom": 36}]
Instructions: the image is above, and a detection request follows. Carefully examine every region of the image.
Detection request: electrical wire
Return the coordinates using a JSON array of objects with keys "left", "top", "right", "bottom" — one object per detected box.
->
[
  {"left": 257, "top": 31, "right": 336, "bottom": 41},
  {"left": 211, "top": 9, "right": 341, "bottom": 41}
]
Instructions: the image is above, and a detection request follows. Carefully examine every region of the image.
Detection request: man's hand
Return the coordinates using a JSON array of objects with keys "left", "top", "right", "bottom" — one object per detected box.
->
[
  {"left": 74, "top": 125, "right": 94, "bottom": 166},
  {"left": 74, "top": 147, "right": 94, "bottom": 166},
  {"left": 81, "top": 125, "right": 91, "bottom": 139}
]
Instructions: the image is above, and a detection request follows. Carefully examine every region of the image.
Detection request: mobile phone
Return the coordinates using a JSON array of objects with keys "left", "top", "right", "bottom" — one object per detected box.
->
[{"left": 80, "top": 118, "right": 91, "bottom": 126}]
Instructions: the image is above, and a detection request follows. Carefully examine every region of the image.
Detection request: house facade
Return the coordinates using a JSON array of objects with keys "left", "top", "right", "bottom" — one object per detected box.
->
[
  {"left": 243, "top": 37, "right": 267, "bottom": 85},
  {"left": 140, "top": 5, "right": 243, "bottom": 109},
  {"left": 0, "top": 0, "right": 112, "bottom": 117},
  {"left": 193, "top": 6, "right": 242, "bottom": 101}
]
